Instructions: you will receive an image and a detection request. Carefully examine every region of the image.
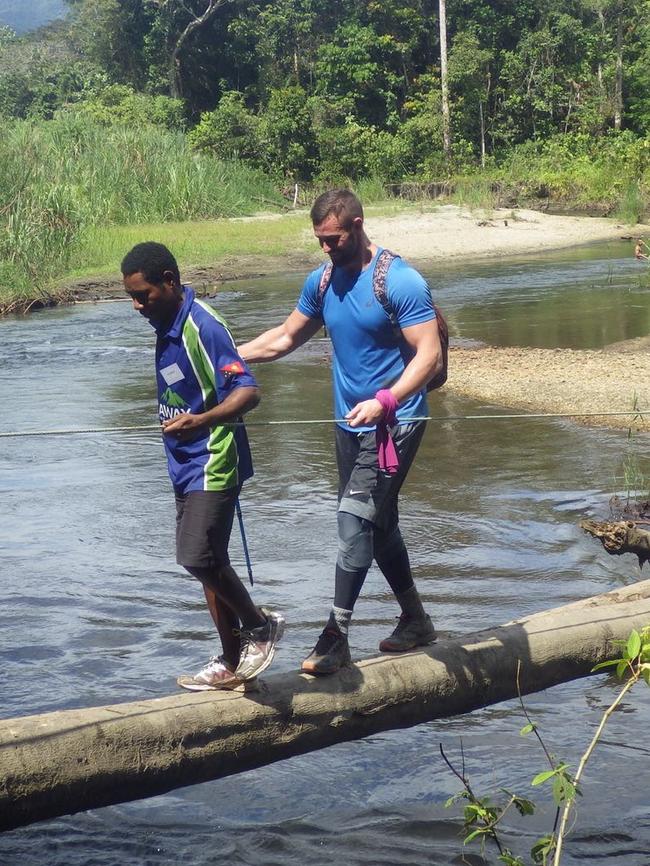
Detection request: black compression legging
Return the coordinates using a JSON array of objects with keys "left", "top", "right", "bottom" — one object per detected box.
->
[{"left": 334, "top": 511, "right": 415, "bottom": 611}]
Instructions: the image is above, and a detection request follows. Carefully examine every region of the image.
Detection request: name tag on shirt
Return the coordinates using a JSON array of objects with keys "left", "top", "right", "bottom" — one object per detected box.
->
[{"left": 160, "top": 363, "right": 184, "bottom": 385}]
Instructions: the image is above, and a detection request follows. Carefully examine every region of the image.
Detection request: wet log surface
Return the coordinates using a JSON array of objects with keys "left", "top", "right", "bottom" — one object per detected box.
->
[{"left": 2, "top": 581, "right": 650, "bottom": 832}]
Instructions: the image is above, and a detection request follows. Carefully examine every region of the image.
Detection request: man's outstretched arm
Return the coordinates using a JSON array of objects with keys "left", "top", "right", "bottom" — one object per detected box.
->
[{"left": 239, "top": 309, "right": 323, "bottom": 362}]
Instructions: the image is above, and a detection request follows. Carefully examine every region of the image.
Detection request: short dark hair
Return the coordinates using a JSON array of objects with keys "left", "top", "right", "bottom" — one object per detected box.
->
[
  {"left": 121, "top": 242, "right": 180, "bottom": 286},
  {"left": 310, "top": 189, "right": 364, "bottom": 229}
]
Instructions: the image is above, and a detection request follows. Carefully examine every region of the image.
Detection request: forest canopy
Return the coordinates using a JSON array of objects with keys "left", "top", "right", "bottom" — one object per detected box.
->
[
  {"left": 0, "top": 0, "right": 648, "bottom": 189},
  {"left": 0, "top": 0, "right": 648, "bottom": 306}
]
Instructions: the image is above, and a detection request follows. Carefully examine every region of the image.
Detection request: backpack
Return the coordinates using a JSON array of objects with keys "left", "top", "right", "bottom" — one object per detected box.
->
[{"left": 316, "top": 248, "right": 449, "bottom": 391}]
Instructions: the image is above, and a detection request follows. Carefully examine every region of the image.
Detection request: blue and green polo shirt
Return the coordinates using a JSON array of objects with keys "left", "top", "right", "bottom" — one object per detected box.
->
[{"left": 152, "top": 286, "right": 256, "bottom": 494}]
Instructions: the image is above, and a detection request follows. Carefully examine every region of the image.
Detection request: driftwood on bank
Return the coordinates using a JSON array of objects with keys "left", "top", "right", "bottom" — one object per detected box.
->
[
  {"left": 2, "top": 581, "right": 650, "bottom": 833},
  {"left": 581, "top": 519, "right": 650, "bottom": 567}
]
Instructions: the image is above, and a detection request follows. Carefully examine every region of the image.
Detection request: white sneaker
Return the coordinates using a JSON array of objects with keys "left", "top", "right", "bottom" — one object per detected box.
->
[
  {"left": 235, "top": 609, "right": 285, "bottom": 680},
  {"left": 177, "top": 656, "right": 246, "bottom": 691}
]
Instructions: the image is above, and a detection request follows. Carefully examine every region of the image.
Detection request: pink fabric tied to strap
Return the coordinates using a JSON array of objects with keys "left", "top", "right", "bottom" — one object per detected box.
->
[{"left": 375, "top": 389, "right": 399, "bottom": 475}]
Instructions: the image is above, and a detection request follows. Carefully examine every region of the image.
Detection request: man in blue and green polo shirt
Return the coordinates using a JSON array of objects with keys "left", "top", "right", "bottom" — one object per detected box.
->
[{"left": 122, "top": 241, "right": 284, "bottom": 691}]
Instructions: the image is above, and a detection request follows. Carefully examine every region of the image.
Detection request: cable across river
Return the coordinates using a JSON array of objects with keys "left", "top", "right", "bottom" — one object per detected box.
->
[{"left": 0, "top": 408, "right": 648, "bottom": 438}]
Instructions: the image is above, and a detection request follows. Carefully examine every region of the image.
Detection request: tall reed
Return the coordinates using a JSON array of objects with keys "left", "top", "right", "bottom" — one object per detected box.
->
[{"left": 0, "top": 115, "right": 281, "bottom": 310}]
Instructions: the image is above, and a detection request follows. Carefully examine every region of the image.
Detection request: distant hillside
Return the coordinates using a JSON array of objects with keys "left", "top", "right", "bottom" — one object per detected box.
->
[{"left": 0, "top": 0, "right": 67, "bottom": 33}]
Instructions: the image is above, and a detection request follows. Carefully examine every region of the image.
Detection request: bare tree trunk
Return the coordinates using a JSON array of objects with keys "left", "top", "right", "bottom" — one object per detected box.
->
[
  {"left": 480, "top": 70, "right": 491, "bottom": 168},
  {"left": 2, "top": 581, "right": 650, "bottom": 832},
  {"left": 438, "top": 0, "right": 451, "bottom": 158},
  {"left": 164, "top": 0, "right": 228, "bottom": 99},
  {"left": 614, "top": 8, "right": 623, "bottom": 130},
  {"left": 597, "top": 8, "right": 606, "bottom": 101}
]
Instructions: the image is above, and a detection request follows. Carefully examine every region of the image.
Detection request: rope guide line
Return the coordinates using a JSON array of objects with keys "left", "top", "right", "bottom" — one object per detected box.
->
[{"left": 0, "top": 408, "right": 648, "bottom": 438}]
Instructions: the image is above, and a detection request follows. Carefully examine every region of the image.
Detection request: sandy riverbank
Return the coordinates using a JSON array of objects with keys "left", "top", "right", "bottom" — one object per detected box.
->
[
  {"left": 374, "top": 207, "right": 650, "bottom": 432},
  {"left": 365, "top": 204, "right": 647, "bottom": 263},
  {"left": 68, "top": 204, "right": 650, "bottom": 299},
  {"left": 444, "top": 345, "right": 650, "bottom": 432}
]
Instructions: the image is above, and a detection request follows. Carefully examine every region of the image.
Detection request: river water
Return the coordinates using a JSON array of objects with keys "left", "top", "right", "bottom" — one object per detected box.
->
[{"left": 1, "top": 241, "right": 650, "bottom": 865}]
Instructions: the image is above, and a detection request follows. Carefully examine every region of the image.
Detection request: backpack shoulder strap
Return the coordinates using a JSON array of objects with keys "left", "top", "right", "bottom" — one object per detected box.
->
[
  {"left": 373, "top": 249, "right": 401, "bottom": 335},
  {"left": 316, "top": 262, "right": 333, "bottom": 314},
  {"left": 373, "top": 248, "right": 449, "bottom": 391}
]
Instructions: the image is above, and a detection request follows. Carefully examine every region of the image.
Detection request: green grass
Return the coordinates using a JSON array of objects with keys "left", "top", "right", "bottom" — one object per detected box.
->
[
  {"left": 2, "top": 115, "right": 648, "bottom": 314},
  {"left": 352, "top": 176, "right": 390, "bottom": 205},
  {"left": 613, "top": 181, "right": 646, "bottom": 224},
  {"left": 488, "top": 133, "right": 650, "bottom": 218},
  {"left": 448, "top": 176, "right": 497, "bottom": 214},
  {"left": 64, "top": 201, "right": 444, "bottom": 284},
  {"left": 67, "top": 214, "right": 313, "bottom": 281},
  {"left": 0, "top": 115, "right": 284, "bottom": 312}
]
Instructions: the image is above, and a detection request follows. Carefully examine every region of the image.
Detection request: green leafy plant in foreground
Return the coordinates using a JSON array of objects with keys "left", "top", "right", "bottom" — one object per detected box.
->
[{"left": 443, "top": 626, "right": 650, "bottom": 865}]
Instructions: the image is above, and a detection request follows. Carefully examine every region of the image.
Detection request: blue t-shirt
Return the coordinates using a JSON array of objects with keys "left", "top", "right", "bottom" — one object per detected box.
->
[
  {"left": 297, "top": 250, "right": 435, "bottom": 431},
  {"left": 152, "top": 287, "right": 257, "bottom": 494}
]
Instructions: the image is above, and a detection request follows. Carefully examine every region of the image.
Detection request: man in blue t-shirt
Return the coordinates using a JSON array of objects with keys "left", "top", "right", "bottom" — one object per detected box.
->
[
  {"left": 240, "top": 189, "right": 443, "bottom": 675},
  {"left": 122, "top": 242, "right": 284, "bottom": 691}
]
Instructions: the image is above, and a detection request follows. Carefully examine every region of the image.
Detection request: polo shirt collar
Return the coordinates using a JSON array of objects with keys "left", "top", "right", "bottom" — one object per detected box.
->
[{"left": 154, "top": 285, "right": 194, "bottom": 338}]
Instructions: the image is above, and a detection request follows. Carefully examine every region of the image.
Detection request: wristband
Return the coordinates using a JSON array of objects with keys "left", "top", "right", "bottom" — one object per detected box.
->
[{"left": 375, "top": 389, "right": 398, "bottom": 420}]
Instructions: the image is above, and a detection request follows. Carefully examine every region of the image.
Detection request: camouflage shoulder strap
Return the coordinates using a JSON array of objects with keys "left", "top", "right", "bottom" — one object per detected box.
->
[
  {"left": 372, "top": 249, "right": 449, "bottom": 390},
  {"left": 315, "top": 249, "right": 398, "bottom": 320},
  {"left": 372, "top": 249, "right": 401, "bottom": 336},
  {"left": 316, "top": 262, "right": 334, "bottom": 313}
]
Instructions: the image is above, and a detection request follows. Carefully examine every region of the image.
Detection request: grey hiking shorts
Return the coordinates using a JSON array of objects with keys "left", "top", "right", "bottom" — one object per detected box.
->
[{"left": 335, "top": 421, "right": 426, "bottom": 532}]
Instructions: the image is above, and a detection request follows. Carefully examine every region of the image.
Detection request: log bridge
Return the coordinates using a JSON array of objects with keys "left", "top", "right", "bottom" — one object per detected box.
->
[{"left": 2, "top": 580, "right": 650, "bottom": 832}]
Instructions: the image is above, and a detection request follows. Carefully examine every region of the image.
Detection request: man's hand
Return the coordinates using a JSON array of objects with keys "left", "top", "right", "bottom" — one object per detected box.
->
[
  {"left": 161, "top": 386, "right": 260, "bottom": 441},
  {"left": 346, "top": 398, "right": 385, "bottom": 428},
  {"left": 162, "top": 413, "right": 205, "bottom": 441}
]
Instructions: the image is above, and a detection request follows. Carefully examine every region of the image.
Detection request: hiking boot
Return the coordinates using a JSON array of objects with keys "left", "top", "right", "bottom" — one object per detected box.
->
[
  {"left": 177, "top": 656, "right": 246, "bottom": 692},
  {"left": 379, "top": 613, "right": 437, "bottom": 653},
  {"left": 301, "top": 627, "right": 351, "bottom": 675},
  {"left": 235, "top": 608, "right": 285, "bottom": 680}
]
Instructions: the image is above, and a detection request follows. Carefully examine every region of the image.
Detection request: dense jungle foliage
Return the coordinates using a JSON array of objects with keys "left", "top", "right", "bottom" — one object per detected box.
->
[
  {"left": 2, "top": 0, "right": 649, "bottom": 186},
  {"left": 0, "top": 0, "right": 649, "bottom": 304}
]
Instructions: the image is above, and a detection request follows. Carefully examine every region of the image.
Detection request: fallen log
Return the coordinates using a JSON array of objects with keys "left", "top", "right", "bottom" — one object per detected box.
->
[
  {"left": 581, "top": 519, "right": 650, "bottom": 567},
  {"left": 2, "top": 580, "right": 650, "bottom": 832}
]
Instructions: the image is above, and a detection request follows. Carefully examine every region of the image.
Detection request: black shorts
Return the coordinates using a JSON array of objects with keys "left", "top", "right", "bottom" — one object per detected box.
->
[
  {"left": 336, "top": 421, "right": 426, "bottom": 532},
  {"left": 175, "top": 487, "right": 239, "bottom": 570}
]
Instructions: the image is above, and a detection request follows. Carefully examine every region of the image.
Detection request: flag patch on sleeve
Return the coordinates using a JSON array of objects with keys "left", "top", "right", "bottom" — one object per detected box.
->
[{"left": 220, "top": 361, "right": 246, "bottom": 376}]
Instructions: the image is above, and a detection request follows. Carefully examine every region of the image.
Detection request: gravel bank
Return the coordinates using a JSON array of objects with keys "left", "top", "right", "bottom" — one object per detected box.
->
[{"left": 445, "top": 345, "right": 650, "bottom": 431}]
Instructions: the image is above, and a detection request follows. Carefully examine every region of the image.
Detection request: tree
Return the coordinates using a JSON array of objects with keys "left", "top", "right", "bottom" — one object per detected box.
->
[
  {"left": 626, "top": 0, "right": 650, "bottom": 132},
  {"left": 258, "top": 86, "right": 317, "bottom": 180},
  {"left": 146, "top": 0, "right": 232, "bottom": 98},
  {"left": 188, "top": 90, "right": 261, "bottom": 160},
  {"left": 254, "top": 0, "right": 318, "bottom": 90},
  {"left": 448, "top": 30, "right": 493, "bottom": 165},
  {"left": 313, "top": 21, "right": 404, "bottom": 127},
  {"left": 69, "top": 0, "right": 153, "bottom": 89},
  {"left": 438, "top": 0, "right": 451, "bottom": 157}
]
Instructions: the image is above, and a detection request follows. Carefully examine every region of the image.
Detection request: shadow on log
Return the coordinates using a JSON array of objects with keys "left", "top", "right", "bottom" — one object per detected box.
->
[
  {"left": 581, "top": 519, "right": 650, "bottom": 567},
  {"left": 2, "top": 581, "right": 650, "bottom": 832}
]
